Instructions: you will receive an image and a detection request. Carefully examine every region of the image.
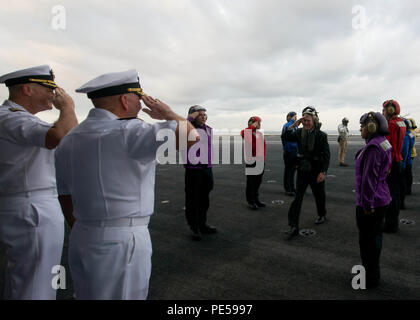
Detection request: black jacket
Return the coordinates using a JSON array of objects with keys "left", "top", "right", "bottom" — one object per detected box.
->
[{"left": 282, "top": 127, "right": 330, "bottom": 174}]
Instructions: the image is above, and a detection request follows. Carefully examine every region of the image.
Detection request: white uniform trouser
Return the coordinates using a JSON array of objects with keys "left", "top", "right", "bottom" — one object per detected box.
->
[
  {"left": 69, "top": 221, "right": 152, "bottom": 300},
  {"left": 0, "top": 193, "right": 64, "bottom": 300}
]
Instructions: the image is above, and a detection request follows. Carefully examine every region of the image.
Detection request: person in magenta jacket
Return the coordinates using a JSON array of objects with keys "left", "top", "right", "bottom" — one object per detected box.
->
[
  {"left": 184, "top": 105, "right": 216, "bottom": 241},
  {"left": 355, "top": 111, "right": 392, "bottom": 289}
]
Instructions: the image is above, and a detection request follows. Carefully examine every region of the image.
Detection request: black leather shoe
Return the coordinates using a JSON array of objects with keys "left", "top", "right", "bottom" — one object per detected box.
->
[
  {"left": 255, "top": 200, "right": 266, "bottom": 208},
  {"left": 248, "top": 203, "right": 258, "bottom": 210},
  {"left": 315, "top": 216, "right": 326, "bottom": 225},
  {"left": 285, "top": 227, "right": 299, "bottom": 240},
  {"left": 191, "top": 230, "right": 202, "bottom": 241},
  {"left": 200, "top": 225, "right": 217, "bottom": 234}
]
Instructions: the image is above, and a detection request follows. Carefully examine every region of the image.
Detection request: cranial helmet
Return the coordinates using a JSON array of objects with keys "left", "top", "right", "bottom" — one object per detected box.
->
[
  {"left": 382, "top": 99, "right": 401, "bottom": 116},
  {"left": 302, "top": 106, "right": 318, "bottom": 117},
  {"left": 360, "top": 111, "right": 389, "bottom": 135}
]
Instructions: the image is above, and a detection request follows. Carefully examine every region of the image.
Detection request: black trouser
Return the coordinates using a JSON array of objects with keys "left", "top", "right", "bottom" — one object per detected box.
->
[
  {"left": 288, "top": 169, "right": 326, "bottom": 229},
  {"left": 283, "top": 151, "right": 297, "bottom": 193},
  {"left": 384, "top": 162, "right": 401, "bottom": 232},
  {"left": 400, "top": 165, "right": 407, "bottom": 209},
  {"left": 405, "top": 163, "right": 413, "bottom": 195},
  {"left": 185, "top": 168, "right": 214, "bottom": 232},
  {"left": 356, "top": 205, "right": 387, "bottom": 287},
  {"left": 246, "top": 164, "right": 265, "bottom": 205}
]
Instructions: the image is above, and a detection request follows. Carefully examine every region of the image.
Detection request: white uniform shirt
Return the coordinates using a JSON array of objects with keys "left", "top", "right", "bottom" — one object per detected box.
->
[
  {"left": 55, "top": 108, "right": 177, "bottom": 221},
  {"left": 338, "top": 124, "right": 349, "bottom": 140},
  {"left": 0, "top": 100, "right": 55, "bottom": 196}
]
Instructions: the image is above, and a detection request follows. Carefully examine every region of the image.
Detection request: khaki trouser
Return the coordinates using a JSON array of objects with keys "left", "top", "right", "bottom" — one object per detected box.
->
[{"left": 338, "top": 139, "right": 348, "bottom": 164}]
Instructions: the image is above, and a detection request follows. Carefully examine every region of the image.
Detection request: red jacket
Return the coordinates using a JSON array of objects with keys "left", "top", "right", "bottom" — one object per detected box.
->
[
  {"left": 240, "top": 125, "right": 266, "bottom": 162},
  {"left": 386, "top": 116, "right": 406, "bottom": 164}
]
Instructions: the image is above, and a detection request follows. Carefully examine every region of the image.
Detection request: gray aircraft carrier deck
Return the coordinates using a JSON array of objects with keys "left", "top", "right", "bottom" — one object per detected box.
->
[{"left": 1, "top": 135, "right": 419, "bottom": 300}]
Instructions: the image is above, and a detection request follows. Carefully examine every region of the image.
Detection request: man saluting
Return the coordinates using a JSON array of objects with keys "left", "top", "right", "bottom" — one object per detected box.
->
[
  {"left": 0, "top": 65, "right": 77, "bottom": 299},
  {"left": 55, "top": 70, "right": 198, "bottom": 299}
]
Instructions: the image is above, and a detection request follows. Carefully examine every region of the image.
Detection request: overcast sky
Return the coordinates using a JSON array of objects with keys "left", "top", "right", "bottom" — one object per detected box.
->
[{"left": 1, "top": 0, "right": 419, "bottom": 132}]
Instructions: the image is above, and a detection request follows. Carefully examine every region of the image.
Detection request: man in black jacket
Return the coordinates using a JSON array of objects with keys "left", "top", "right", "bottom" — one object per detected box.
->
[{"left": 281, "top": 106, "right": 330, "bottom": 240}]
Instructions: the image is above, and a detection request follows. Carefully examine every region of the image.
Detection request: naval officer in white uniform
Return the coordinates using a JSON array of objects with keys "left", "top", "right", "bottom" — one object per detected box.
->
[
  {"left": 55, "top": 70, "right": 198, "bottom": 300},
  {"left": 0, "top": 65, "right": 78, "bottom": 299}
]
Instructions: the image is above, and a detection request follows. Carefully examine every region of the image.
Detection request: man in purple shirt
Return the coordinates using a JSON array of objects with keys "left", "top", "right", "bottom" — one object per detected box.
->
[
  {"left": 355, "top": 112, "right": 392, "bottom": 289},
  {"left": 184, "top": 105, "right": 216, "bottom": 241}
]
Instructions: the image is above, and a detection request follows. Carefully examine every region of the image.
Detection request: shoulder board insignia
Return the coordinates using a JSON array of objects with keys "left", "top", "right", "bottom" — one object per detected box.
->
[
  {"left": 9, "top": 107, "right": 23, "bottom": 112},
  {"left": 380, "top": 140, "right": 392, "bottom": 151},
  {"left": 397, "top": 121, "right": 406, "bottom": 127}
]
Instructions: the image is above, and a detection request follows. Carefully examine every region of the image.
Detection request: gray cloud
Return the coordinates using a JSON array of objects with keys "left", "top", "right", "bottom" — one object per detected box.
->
[{"left": 0, "top": 0, "right": 419, "bottom": 131}]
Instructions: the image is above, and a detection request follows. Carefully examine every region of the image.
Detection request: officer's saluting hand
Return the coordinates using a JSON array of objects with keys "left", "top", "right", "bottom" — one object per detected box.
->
[
  {"left": 53, "top": 87, "right": 74, "bottom": 109},
  {"left": 45, "top": 87, "right": 77, "bottom": 149},
  {"left": 142, "top": 95, "right": 180, "bottom": 120}
]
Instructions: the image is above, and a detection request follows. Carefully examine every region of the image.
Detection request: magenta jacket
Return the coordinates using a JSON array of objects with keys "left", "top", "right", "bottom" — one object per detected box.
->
[
  {"left": 355, "top": 135, "right": 392, "bottom": 210},
  {"left": 184, "top": 116, "right": 213, "bottom": 169}
]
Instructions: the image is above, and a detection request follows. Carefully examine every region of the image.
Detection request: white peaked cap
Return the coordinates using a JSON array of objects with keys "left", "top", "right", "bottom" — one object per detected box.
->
[{"left": 76, "top": 69, "right": 144, "bottom": 99}]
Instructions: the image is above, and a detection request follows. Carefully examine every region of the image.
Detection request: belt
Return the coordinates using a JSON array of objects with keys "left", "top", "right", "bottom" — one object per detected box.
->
[
  {"left": 79, "top": 216, "right": 150, "bottom": 228},
  {"left": 0, "top": 188, "right": 57, "bottom": 198}
]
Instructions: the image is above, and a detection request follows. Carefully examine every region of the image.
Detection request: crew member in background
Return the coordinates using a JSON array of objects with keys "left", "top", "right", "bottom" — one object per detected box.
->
[
  {"left": 338, "top": 117, "right": 350, "bottom": 166},
  {"left": 400, "top": 119, "right": 414, "bottom": 209},
  {"left": 405, "top": 118, "right": 417, "bottom": 195},
  {"left": 241, "top": 116, "right": 267, "bottom": 210},
  {"left": 282, "top": 112, "right": 298, "bottom": 196},
  {"left": 381, "top": 99, "right": 406, "bottom": 233}
]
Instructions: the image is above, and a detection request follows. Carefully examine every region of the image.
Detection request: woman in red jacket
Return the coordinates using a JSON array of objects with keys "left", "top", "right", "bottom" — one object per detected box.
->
[{"left": 241, "top": 116, "right": 266, "bottom": 210}]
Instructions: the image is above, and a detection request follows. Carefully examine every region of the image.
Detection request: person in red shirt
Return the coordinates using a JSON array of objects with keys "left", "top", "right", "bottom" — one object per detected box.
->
[
  {"left": 241, "top": 116, "right": 266, "bottom": 210},
  {"left": 382, "top": 99, "right": 406, "bottom": 233}
]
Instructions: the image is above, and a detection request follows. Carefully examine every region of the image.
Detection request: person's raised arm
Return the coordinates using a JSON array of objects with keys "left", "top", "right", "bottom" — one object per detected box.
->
[
  {"left": 141, "top": 95, "right": 199, "bottom": 149},
  {"left": 282, "top": 117, "right": 302, "bottom": 142},
  {"left": 45, "top": 87, "right": 78, "bottom": 149}
]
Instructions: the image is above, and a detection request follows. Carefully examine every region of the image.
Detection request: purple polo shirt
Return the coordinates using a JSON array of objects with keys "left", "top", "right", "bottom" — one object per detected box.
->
[
  {"left": 184, "top": 116, "right": 213, "bottom": 169},
  {"left": 355, "top": 135, "right": 392, "bottom": 210}
]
